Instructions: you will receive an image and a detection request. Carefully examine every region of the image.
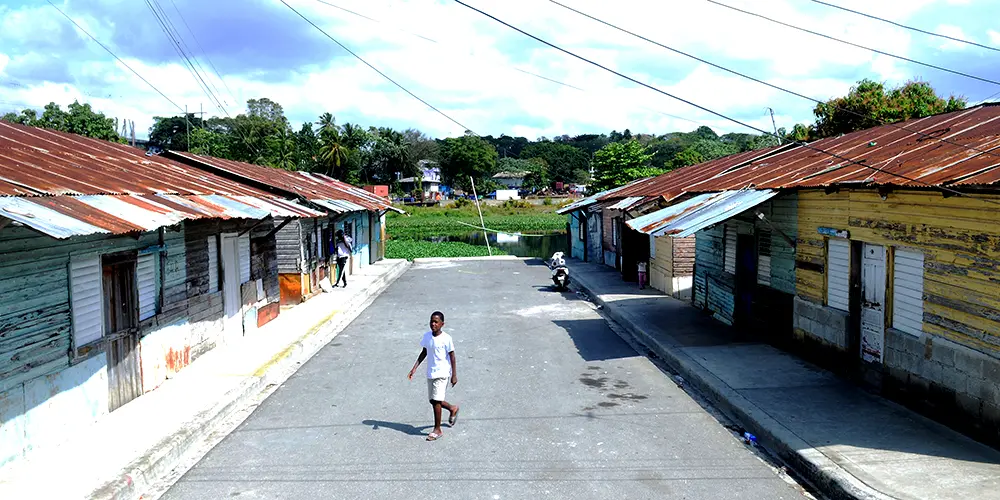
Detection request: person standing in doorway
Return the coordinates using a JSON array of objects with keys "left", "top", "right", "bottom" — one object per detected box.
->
[
  {"left": 408, "top": 311, "right": 459, "bottom": 441},
  {"left": 334, "top": 229, "right": 353, "bottom": 287}
]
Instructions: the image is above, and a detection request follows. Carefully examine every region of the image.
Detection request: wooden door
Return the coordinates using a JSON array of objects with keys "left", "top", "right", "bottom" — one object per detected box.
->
[
  {"left": 103, "top": 254, "right": 142, "bottom": 411},
  {"left": 860, "top": 243, "right": 886, "bottom": 364},
  {"left": 221, "top": 234, "right": 242, "bottom": 338},
  {"left": 735, "top": 234, "right": 757, "bottom": 328}
]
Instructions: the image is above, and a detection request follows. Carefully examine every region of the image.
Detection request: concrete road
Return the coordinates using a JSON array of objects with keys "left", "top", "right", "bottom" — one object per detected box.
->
[{"left": 161, "top": 259, "right": 808, "bottom": 500}]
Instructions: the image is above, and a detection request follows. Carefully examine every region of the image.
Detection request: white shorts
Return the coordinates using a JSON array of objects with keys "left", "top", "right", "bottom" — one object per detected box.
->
[{"left": 427, "top": 377, "right": 448, "bottom": 401}]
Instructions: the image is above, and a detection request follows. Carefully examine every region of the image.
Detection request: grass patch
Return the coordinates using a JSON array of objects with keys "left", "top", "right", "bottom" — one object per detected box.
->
[
  {"left": 388, "top": 204, "right": 565, "bottom": 239},
  {"left": 386, "top": 240, "right": 508, "bottom": 261}
]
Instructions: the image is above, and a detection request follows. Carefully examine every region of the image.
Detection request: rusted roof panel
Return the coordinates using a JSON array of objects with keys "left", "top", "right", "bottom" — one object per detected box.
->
[
  {"left": 167, "top": 151, "right": 403, "bottom": 213},
  {"left": 686, "top": 104, "right": 1000, "bottom": 192},
  {"left": 600, "top": 144, "right": 795, "bottom": 203},
  {"left": 626, "top": 190, "right": 779, "bottom": 238},
  {"left": 0, "top": 121, "right": 324, "bottom": 238}
]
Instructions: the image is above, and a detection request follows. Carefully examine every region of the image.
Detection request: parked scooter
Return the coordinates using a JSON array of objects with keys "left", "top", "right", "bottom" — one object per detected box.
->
[{"left": 549, "top": 251, "right": 570, "bottom": 291}]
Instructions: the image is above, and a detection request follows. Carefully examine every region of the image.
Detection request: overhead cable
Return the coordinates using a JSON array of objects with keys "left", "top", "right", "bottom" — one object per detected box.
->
[
  {"left": 452, "top": 0, "right": 1000, "bottom": 207},
  {"left": 703, "top": 0, "right": 1000, "bottom": 87},
  {"left": 280, "top": 0, "right": 473, "bottom": 134},
  {"left": 809, "top": 0, "right": 1000, "bottom": 53},
  {"left": 548, "top": 0, "right": 1000, "bottom": 159}
]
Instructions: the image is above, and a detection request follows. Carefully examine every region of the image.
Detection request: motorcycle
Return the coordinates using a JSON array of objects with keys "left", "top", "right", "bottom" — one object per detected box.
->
[{"left": 549, "top": 251, "right": 570, "bottom": 291}]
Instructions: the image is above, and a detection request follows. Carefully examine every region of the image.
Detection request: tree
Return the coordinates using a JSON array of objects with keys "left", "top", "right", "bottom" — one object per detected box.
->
[
  {"left": 2, "top": 101, "right": 122, "bottom": 143},
  {"left": 294, "top": 122, "right": 320, "bottom": 172},
  {"left": 268, "top": 127, "right": 297, "bottom": 171},
  {"left": 402, "top": 128, "right": 439, "bottom": 165},
  {"left": 318, "top": 116, "right": 349, "bottom": 179},
  {"left": 149, "top": 114, "right": 205, "bottom": 151},
  {"left": 497, "top": 157, "right": 548, "bottom": 191},
  {"left": 188, "top": 128, "right": 230, "bottom": 157},
  {"left": 520, "top": 141, "right": 590, "bottom": 184},
  {"left": 812, "top": 79, "right": 966, "bottom": 139},
  {"left": 591, "top": 140, "right": 661, "bottom": 191},
  {"left": 438, "top": 134, "right": 498, "bottom": 192}
]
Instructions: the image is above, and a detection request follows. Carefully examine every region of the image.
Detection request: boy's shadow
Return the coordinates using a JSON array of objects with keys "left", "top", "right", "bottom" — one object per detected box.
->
[{"left": 362, "top": 419, "right": 433, "bottom": 436}]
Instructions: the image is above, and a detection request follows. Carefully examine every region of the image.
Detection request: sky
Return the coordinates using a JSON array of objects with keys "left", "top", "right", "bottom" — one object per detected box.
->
[{"left": 0, "top": 0, "right": 998, "bottom": 140}]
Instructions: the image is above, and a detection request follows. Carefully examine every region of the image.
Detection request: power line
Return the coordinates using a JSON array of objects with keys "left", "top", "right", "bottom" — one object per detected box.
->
[
  {"left": 279, "top": 0, "right": 472, "bottom": 134},
  {"left": 168, "top": 0, "right": 240, "bottom": 107},
  {"left": 311, "top": 0, "right": 716, "bottom": 130},
  {"left": 452, "top": 0, "right": 1000, "bottom": 207},
  {"left": 44, "top": 0, "right": 186, "bottom": 113},
  {"left": 547, "top": 0, "right": 1000, "bottom": 159},
  {"left": 703, "top": 0, "right": 1000, "bottom": 87},
  {"left": 809, "top": 0, "right": 1000, "bottom": 53}
]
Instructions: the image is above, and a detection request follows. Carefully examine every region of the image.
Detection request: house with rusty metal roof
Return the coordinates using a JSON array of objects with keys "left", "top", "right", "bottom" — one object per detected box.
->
[
  {"left": 0, "top": 121, "right": 327, "bottom": 467},
  {"left": 163, "top": 151, "right": 403, "bottom": 305},
  {"left": 623, "top": 103, "right": 1000, "bottom": 447}
]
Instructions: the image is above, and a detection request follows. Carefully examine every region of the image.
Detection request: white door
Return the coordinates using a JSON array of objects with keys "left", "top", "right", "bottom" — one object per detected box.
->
[
  {"left": 860, "top": 243, "right": 886, "bottom": 363},
  {"left": 221, "top": 234, "right": 242, "bottom": 339}
]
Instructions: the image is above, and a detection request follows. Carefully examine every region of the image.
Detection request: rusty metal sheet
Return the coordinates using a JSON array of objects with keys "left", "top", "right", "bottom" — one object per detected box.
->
[
  {"left": 166, "top": 151, "right": 402, "bottom": 213},
  {"left": 626, "top": 190, "right": 779, "bottom": 238}
]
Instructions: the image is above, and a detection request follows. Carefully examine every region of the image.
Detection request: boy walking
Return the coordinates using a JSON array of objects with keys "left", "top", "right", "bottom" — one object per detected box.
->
[{"left": 408, "top": 311, "right": 459, "bottom": 441}]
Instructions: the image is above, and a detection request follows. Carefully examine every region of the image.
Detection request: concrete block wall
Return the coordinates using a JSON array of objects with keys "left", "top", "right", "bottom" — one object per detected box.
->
[
  {"left": 883, "top": 329, "right": 1000, "bottom": 446},
  {"left": 792, "top": 296, "right": 849, "bottom": 350}
]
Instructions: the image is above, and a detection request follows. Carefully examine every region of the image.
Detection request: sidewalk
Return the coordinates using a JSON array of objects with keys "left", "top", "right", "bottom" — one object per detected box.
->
[
  {"left": 0, "top": 259, "right": 409, "bottom": 500},
  {"left": 568, "top": 259, "right": 1000, "bottom": 500}
]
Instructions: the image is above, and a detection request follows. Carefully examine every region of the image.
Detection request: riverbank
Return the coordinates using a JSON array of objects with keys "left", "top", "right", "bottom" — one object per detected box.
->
[{"left": 386, "top": 203, "right": 567, "bottom": 260}]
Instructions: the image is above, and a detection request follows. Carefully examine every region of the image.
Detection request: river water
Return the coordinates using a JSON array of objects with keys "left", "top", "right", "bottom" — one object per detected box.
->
[{"left": 421, "top": 231, "right": 568, "bottom": 259}]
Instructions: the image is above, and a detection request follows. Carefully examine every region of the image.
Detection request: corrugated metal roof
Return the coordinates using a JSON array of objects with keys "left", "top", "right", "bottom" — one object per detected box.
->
[
  {"left": 626, "top": 190, "right": 779, "bottom": 238},
  {"left": 310, "top": 198, "right": 368, "bottom": 214},
  {"left": 555, "top": 177, "right": 653, "bottom": 214},
  {"left": 606, "top": 196, "right": 646, "bottom": 211},
  {"left": 0, "top": 121, "right": 324, "bottom": 239},
  {"left": 167, "top": 151, "right": 405, "bottom": 214}
]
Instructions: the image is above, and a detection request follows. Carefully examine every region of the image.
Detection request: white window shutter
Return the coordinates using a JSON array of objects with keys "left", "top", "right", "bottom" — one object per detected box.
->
[
  {"left": 724, "top": 224, "right": 737, "bottom": 274},
  {"left": 137, "top": 253, "right": 157, "bottom": 320},
  {"left": 238, "top": 234, "right": 251, "bottom": 284},
  {"left": 207, "top": 236, "right": 219, "bottom": 292},
  {"left": 827, "top": 239, "right": 850, "bottom": 311},
  {"left": 70, "top": 256, "right": 103, "bottom": 347},
  {"left": 893, "top": 248, "right": 924, "bottom": 336}
]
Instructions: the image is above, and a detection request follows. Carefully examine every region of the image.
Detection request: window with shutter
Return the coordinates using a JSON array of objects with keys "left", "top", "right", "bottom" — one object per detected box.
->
[
  {"left": 70, "top": 256, "right": 103, "bottom": 348},
  {"left": 723, "top": 224, "right": 737, "bottom": 274},
  {"left": 827, "top": 239, "right": 850, "bottom": 311},
  {"left": 238, "top": 233, "right": 251, "bottom": 283},
  {"left": 207, "top": 236, "right": 219, "bottom": 292},
  {"left": 757, "top": 227, "right": 772, "bottom": 286},
  {"left": 137, "top": 253, "right": 158, "bottom": 320},
  {"left": 893, "top": 248, "right": 924, "bottom": 336}
]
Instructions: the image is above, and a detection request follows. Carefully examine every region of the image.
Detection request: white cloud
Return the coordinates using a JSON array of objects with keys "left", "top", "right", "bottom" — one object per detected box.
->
[
  {"left": 989, "top": 30, "right": 1000, "bottom": 45},
  {"left": 0, "top": 0, "right": 984, "bottom": 141},
  {"left": 936, "top": 24, "right": 973, "bottom": 51}
]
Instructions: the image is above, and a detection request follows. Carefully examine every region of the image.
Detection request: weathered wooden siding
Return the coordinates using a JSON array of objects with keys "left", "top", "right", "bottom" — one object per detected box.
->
[
  {"left": 275, "top": 218, "right": 301, "bottom": 274},
  {"left": 672, "top": 236, "right": 696, "bottom": 276},
  {"left": 694, "top": 225, "right": 735, "bottom": 324},
  {"left": 795, "top": 190, "right": 850, "bottom": 303},
  {"left": 569, "top": 213, "right": 585, "bottom": 261},
  {"left": 602, "top": 208, "right": 619, "bottom": 268},
  {"left": 769, "top": 194, "right": 798, "bottom": 295}
]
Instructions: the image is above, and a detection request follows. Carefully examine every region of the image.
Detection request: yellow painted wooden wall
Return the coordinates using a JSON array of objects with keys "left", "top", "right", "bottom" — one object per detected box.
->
[
  {"left": 796, "top": 188, "right": 1000, "bottom": 353},
  {"left": 649, "top": 235, "right": 673, "bottom": 293}
]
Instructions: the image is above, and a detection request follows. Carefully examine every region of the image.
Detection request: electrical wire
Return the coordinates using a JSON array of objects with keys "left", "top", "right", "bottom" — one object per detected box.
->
[
  {"left": 809, "top": 0, "right": 1000, "bottom": 53},
  {"left": 548, "top": 0, "right": 1000, "bottom": 160},
  {"left": 452, "top": 0, "right": 1000, "bottom": 207},
  {"left": 311, "top": 0, "right": 717, "bottom": 130},
  {"left": 168, "top": 0, "right": 240, "bottom": 106},
  {"left": 703, "top": 0, "right": 1000, "bottom": 87},
  {"left": 280, "top": 0, "right": 473, "bottom": 134},
  {"left": 44, "top": 0, "right": 186, "bottom": 113}
]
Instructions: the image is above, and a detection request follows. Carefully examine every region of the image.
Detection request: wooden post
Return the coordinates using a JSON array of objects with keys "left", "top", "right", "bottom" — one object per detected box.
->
[{"left": 469, "top": 176, "right": 491, "bottom": 256}]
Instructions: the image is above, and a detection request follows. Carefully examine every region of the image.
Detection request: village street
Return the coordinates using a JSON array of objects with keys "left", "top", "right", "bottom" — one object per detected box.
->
[{"left": 159, "top": 259, "right": 807, "bottom": 499}]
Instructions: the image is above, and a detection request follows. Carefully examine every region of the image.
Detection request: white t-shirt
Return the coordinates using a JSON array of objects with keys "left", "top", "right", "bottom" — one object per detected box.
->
[
  {"left": 420, "top": 330, "right": 455, "bottom": 379},
  {"left": 336, "top": 236, "right": 353, "bottom": 258}
]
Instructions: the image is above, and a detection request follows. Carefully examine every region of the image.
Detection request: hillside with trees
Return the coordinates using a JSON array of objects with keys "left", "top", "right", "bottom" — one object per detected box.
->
[{"left": 0, "top": 78, "right": 966, "bottom": 194}]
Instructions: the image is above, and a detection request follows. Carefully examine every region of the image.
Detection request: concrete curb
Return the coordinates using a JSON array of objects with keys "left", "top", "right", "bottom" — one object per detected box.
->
[
  {"left": 91, "top": 259, "right": 411, "bottom": 500},
  {"left": 571, "top": 273, "right": 894, "bottom": 500}
]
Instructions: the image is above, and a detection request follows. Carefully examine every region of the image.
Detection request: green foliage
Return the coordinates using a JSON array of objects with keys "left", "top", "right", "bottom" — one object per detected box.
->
[
  {"left": 591, "top": 140, "right": 662, "bottom": 191},
  {"left": 386, "top": 240, "right": 507, "bottom": 260},
  {"left": 811, "top": 79, "right": 967, "bottom": 139},
  {"left": 438, "top": 134, "right": 498, "bottom": 191},
  {"left": 387, "top": 204, "right": 565, "bottom": 239},
  {"left": 3, "top": 101, "right": 123, "bottom": 143},
  {"left": 501, "top": 199, "right": 532, "bottom": 209},
  {"left": 497, "top": 157, "right": 548, "bottom": 191},
  {"left": 520, "top": 141, "right": 590, "bottom": 185},
  {"left": 451, "top": 197, "right": 473, "bottom": 209},
  {"left": 542, "top": 197, "right": 553, "bottom": 206}
]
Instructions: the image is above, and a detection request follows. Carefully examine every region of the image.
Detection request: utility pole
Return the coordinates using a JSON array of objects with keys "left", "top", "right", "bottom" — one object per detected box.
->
[{"left": 766, "top": 107, "right": 780, "bottom": 144}]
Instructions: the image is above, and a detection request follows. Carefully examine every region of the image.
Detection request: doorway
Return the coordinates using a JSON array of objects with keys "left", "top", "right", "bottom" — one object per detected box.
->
[
  {"left": 735, "top": 234, "right": 757, "bottom": 328},
  {"left": 221, "top": 233, "right": 242, "bottom": 340},
  {"left": 102, "top": 252, "right": 142, "bottom": 411},
  {"left": 860, "top": 243, "right": 886, "bottom": 364}
]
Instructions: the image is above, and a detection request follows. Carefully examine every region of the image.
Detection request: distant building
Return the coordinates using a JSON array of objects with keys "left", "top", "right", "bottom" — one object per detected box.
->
[
  {"left": 492, "top": 170, "right": 527, "bottom": 189},
  {"left": 399, "top": 162, "right": 443, "bottom": 199}
]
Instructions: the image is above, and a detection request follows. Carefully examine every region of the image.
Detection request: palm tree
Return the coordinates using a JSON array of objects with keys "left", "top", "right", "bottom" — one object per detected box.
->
[
  {"left": 320, "top": 127, "right": 349, "bottom": 178},
  {"left": 273, "top": 128, "right": 296, "bottom": 171}
]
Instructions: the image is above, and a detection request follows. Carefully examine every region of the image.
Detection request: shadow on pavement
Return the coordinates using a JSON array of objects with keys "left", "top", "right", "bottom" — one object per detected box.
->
[
  {"left": 361, "top": 420, "right": 432, "bottom": 436},
  {"left": 553, "top": 319, "right": 640, "bottom": 362}
]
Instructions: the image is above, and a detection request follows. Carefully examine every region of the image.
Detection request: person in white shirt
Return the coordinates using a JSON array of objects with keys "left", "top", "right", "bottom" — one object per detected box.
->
[
  {"left": 408, "top": 311, "right": 459, "bottom": 441},
  {"left": 334, "top": 229, "right": 352, "bottom": 287}
]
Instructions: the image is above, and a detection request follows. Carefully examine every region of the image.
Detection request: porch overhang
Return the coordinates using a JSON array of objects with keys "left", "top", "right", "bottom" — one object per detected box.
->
[{"left": 626, "top": 189, "right": 780, "bottom": 238}]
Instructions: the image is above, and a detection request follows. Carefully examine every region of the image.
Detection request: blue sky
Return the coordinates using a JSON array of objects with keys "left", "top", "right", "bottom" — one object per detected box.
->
[{"left": 1, "top": 0, "right": 998, "bottom": 140}]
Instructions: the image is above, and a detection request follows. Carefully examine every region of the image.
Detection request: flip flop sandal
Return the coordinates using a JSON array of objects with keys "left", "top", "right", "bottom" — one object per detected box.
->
[
  {"left": 426, "top": 432, "right": 442, "bottom": 441},
  {"left": 449, "top": 409, "right": 459, "bottom": 427}
]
